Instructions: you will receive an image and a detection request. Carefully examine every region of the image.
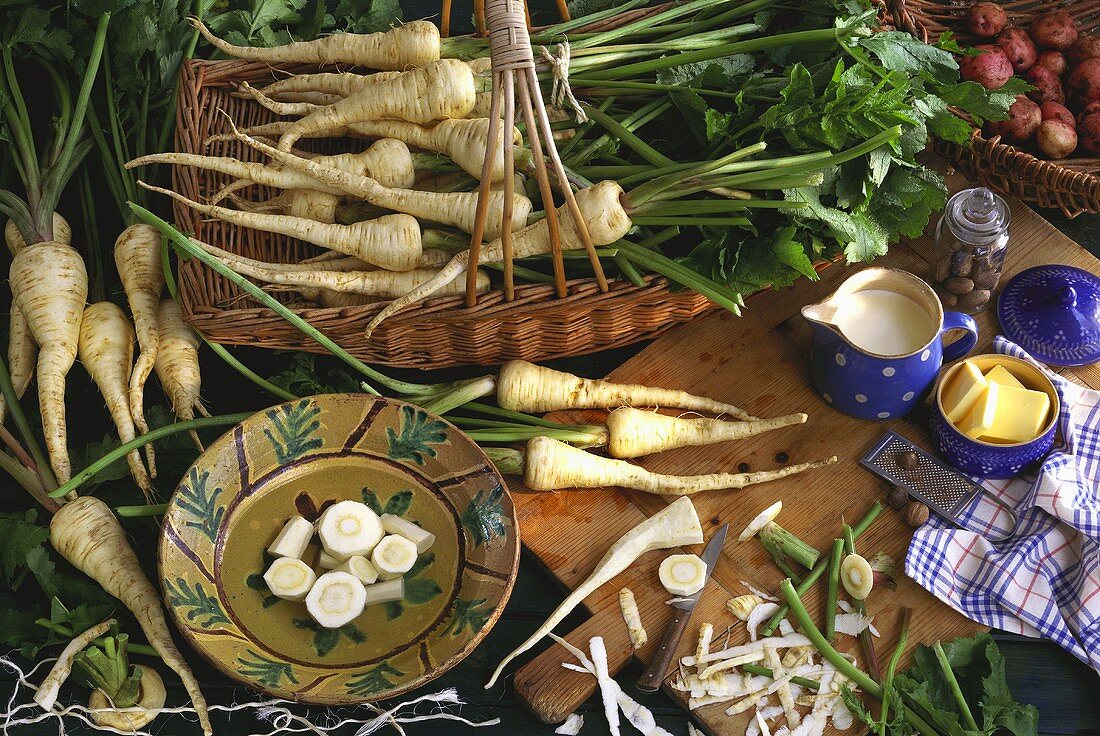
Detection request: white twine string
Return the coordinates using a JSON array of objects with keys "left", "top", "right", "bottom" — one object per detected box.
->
[
  {"left": 540, "top": 42, "right": 588, "bottom": 123},
  {"left": 1, "top": 655, "right": 500, "bottom": 736}
]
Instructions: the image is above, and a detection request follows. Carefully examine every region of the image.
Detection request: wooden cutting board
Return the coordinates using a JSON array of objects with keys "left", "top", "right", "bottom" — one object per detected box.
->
[{"left": 503, "top": 166, "right": 1100, "bottom": 735}]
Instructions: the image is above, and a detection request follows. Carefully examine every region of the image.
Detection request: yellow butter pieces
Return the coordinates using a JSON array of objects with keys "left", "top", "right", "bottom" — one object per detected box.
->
[
  {"left": 949, "top": 362, "right": 1050, "bottom": 443},
  {"left": 942, "top": 360, "right": 990, "bottom": 423},
  {"left": 985, "top": 364, "right": 1025, "bottom": 390}
]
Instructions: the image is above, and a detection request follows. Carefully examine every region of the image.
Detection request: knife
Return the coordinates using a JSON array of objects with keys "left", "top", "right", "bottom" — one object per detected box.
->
[{"left": 636, "top": 523, "right": 729, "bottom": 693}]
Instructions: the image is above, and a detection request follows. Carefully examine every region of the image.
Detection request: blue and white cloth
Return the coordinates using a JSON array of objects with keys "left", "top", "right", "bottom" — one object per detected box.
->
[{"left": 906, "top": 337, "right": 1100, "bottom": 672}]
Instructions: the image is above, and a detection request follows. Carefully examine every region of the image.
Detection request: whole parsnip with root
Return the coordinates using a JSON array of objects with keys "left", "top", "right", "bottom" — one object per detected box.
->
[{"left": 153, "top": 299, "right": 209, "bottom": 449}]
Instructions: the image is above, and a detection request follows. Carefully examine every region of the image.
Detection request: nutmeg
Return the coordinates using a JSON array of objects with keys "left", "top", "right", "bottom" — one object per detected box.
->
[
  {"left": 904, "top": 501, "right": 930, "bottom": 527},
  {"left": 886, "top": 486, "right": 910, "bottom": 510},
  {"left": 896, "top": 450, "right": 919, "bottom": 470}
]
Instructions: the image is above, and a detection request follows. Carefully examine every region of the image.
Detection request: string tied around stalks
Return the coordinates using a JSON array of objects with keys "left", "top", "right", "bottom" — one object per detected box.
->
[{"left": 541, "top": 42, "right": 588, "bottom": 123}]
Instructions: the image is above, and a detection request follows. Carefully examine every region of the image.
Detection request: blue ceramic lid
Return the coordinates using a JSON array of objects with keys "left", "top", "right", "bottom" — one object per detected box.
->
[{"left": 997, "top": 265, "right": 1100, "bottom": 367}]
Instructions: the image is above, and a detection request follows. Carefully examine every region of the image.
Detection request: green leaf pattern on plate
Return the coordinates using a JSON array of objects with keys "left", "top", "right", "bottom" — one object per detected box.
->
[
  {"left": 445, "top": 598, "right": 493, "bottom": 638},
  {"left": 263, "top": 399, "right": 324, "bottom": 464},
  {"left": 346, "top": 662, "right": 404, "bottom": 697},
  {"left": 386, "top": 406, "right": 448, "bottom": 465},
  {"left": 381, "top": 552, "right": 440, "bottom": 619},
  {"left": 461, "top": 484, "right": 506, "bottom": 546},
  {"left": 293, "top": 618, "right": 366, "bottom": 657},
  {"left": 237, "top": 649, "right": 298, "bottom": 688},
  {"left": 164, "top": 577, "right": 230, "bottom": 628},
  {"left": 245, "top": 573, "right": 282, "bottom": 608},
  {"left": 174, "top": 468, "right": 224, "bottom": 544}
]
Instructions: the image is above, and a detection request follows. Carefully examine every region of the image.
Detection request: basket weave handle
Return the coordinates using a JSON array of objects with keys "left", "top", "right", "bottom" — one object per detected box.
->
[
  {"left": 883, "top": 0, "right": 928, "bottom": 41},
  {"left": 465, "top": 0, "right": 609, "bottom": 306}
]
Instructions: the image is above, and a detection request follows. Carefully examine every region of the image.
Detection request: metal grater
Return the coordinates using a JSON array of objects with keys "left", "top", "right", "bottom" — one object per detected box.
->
[{"left": 860, "top": 430, "right": 982, "bottom": 525}]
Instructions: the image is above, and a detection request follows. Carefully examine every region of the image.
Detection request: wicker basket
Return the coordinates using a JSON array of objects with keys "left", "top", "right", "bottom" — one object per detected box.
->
[
  {"left": 886, "top": 0, "right": 1100, "bottom": 217},
  {"left": 172, "top": 8, "right": 837, "bottom": 369}
]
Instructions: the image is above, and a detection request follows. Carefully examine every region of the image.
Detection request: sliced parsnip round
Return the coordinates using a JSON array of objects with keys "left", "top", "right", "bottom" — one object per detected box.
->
[
  {"left": 738, "top": 501, "right": 783, "bottom": 542},
  {"left": 267, "top": 515, "right": 315, "bottom": 559},
  {"left": 317, "top": 500, "right": 384, "bottom": 559},
  {"left": 840, "top": 553, "right": 874, "bottom": 601},
  {"left": 306, "top": 571, "right": 366, "bottom": 628},
  {"left": 335, "top": 554, "right": 379, "bottom": 584},
  {"left": 264, "top": 558, "right": 317, "bottom": 601},
  {"left": 371, "top": 534, "right": 418, "bottom": 579},
  {"left": 658, "top": 554, "right": 707, "bottom": 597}
]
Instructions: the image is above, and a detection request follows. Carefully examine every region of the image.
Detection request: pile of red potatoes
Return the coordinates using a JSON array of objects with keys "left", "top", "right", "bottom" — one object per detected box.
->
[{"left": 962, "top": 3, "right": 1100, "bottom": 158}]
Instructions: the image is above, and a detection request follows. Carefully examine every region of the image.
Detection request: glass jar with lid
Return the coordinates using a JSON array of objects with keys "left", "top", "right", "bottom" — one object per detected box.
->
[{"left": 931, "top": 187, "right": 1010, "bottom": 313}]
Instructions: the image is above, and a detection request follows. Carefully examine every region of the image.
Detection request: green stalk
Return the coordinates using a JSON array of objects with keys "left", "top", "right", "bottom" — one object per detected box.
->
[
  {"left": 934, "top": 641, "right": 980, "bottom": 731},
  {"left": 580, "top": 103, "right": 671, "bottom": 168},
  {"left": 581, "top": 28, "right": 842, "bottom": 80},
  {"left": 34, "top": 619, "right": 159, "bottom": 659},
  {"left": 879, "top": 608, "right": 911, "bottom": 736},
  {"left": 825, "top": 538, "right": 844, "bottom": 641},
  {"left": 614, "top": 253, "right": 646, "bottom": 287},
  {"left": 844, "top": 523, "right": 881, "bottom": 679},
  {"left": 419, "top": 376, "right": 497, "bottom": 415},
  {"left": 465, "top": 427, "right": 607, "bottom": 447},
  {"left": 482, "top": 446, "right": 524, "bottom": 476},
  {"left": 530, "top": 0, "right": 650, "bottom": 40},
  {"left": 571, "top": 0, "right": 738, "bottom": 49},
  {"left": 614, "top": 240, "right": 744, "bottom": 315},
  {"left": 50, "top": 412, "right": 254, "bottom": 498},
  {"left": 638, "top": 199, "right": 800, "bottom": 215},
  {"left": 779, "top": 580, "right": 939, "bottom": 736},
  {"left": 761, "top": 502, "right": 883, "bottom": 637},
  {"left": 741, "top": 663, "right": 820, "bottom": 690},
  {"left": 131, "top": 203, "right": 444, "bottom": 398},
  {"left": 760, "top": 522, "right": 820, "bottom": 569},
  {"left": 481, "top": 260, "right": 556, "bottom": 284},
  {"left": 115, "top": 503, "right": 169, "bottom": 518},
  {"left": 630, "top": 216, "right": 752, "bottom": 227},
  {"left": 462, "top": 402, "right": 586, "bottom": 430},
  {"left": 571, "top": 78, "right": 741, "bottom": 100}
]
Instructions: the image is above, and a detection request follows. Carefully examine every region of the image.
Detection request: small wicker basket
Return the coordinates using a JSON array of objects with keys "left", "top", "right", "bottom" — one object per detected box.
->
[
  {"left": 886, "top": 0, "right": 1100, "bottom": 217},
  {"left": 172, "top": 3, "right": 838, "bottom": 369}
]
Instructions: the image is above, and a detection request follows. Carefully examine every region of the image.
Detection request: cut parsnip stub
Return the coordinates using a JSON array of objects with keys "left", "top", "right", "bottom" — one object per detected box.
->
[
  {"left": 618, "top": 588, "right": 647, "bottom": 649},
  {"left": 380, "top": 513, "right": 436, "bottom": 553},
  {"left": 840, "top": 554, "right": 874, "bottom": 600},
  {"left": 318, "top": 550, "right": 342, "bottom": 569},
  {"left": 267, "top": 515, "right": 315, "bottom": 559},
  {"left": 317, "top": 500, "right": 384, "bottom": 559},
  {"left": 371, "top": 534, "right": 418, "bottom": 578},
  {"left": 335, "top": 555, "right": 379, "bottom": 584},
  {"left": 363, "top": 577, "right": 405, "bottom": 606},
  {"left": 264, "top": 558, "right": 317, "bottom": 601},
  {"left": 306, "top": 571, "right": 367, "bottom": 628},
  {"left": 659, "top": 554, "right": 707, "bottom": 596}
]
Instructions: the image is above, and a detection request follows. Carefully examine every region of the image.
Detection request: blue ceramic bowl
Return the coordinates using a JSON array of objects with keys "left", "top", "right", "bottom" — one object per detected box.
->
[{"left": 930, "top": 354, "right": 1058, "bottom": 479}]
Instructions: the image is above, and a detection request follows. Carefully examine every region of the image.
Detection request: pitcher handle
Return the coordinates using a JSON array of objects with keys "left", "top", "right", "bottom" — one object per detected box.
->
[{"left": 941, "top": 311, "right": 979, "bottom": 362}]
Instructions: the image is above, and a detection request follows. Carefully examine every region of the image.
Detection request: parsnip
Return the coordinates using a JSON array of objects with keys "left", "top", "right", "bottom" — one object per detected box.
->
[
  {"left": 485, "top": 496, "right": 703, "bottom": 688},
  {"left": 141, "top": 182, "right": 422, "bottom": 272},
  {"left": 9, "top": 241, "right": 88, "bottom": 484},
  {"left": 153, "top": 299, "right": 208, "bottom": 450},
  {"left": 380, "top": 513, "right": 435, "bottom": 553},
  {"left": 499, "top": 360, "right": 755, "bottom": 419},
  {"left": 193, "top": 18, "right": 441, "bottom": 70},
  {"left": 88, "top": 664, "right": 166, "bottom": 731},
  {"left": 50, "top": 497, "right": 211, "bottom": 734},
  {"left": 619, "top": 588, "right": 647, "bottom": 649},
  {"left": 335, "top": 555, "right": 379, "bottom": 584},
  {"left": 607, "top": 409, "right": 807, "bottom": 458},
  {"left": 268, "top": 516, "right": 314, "bottom": 559},
  {"left": 524, "top": 437, "right": 837, "bottom": 495},
  {"left": 114, "top": 224, "right": 165, "bottom": 478},
  {"left": 127, "top": 138, "right": 416, "bottom": 193},
  {"left": 658, "top": 554, "right": 707, "bottom": 596},
  {"left": 34, "top": 620, "right": 113, "bottom": 711},
  {"left": 363, "top": 577, "right": 404, "bottom": 605},
  {"left": 227, "top": 126, "right": 530, "bottom": 238},
  {"left": 264, "top": 557, "right": 316, "bottom": 601},
  {"left": 371, "top": 534, "right": 417, "bottom": 579},
  {"left": 78, "top": 302, "right": 152, "bottom": 499},
  {"left": 366, "top": 180, "right": 632, "bottom": 336},
  {"left": 317, "top": 500, "right": 384, "bottom": 559},
  {"left": 233, "top": 189, "right": 343, "bottom": 223},
  {"left": 275, "top": 59, "right": 476, "bottom": 151},
  {"left": 5, "top": 212, "right": 71, "bottom": 255},
  {"left": 188, "top": 236, "right": 489, "bottom": 298},
  {"left": 306, "top": 571, "right": 366, "bottom": 629}
]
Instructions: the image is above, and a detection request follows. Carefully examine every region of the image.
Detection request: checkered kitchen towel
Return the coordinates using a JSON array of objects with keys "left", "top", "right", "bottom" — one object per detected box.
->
[{"left": 906, "top": 337, "right": 1100, "bottom": 672}]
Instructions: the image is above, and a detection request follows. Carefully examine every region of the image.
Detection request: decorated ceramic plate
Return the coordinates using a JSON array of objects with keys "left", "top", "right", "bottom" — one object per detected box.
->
[{"left": 157, "top": 394, "right": 519, "bottom": 704}]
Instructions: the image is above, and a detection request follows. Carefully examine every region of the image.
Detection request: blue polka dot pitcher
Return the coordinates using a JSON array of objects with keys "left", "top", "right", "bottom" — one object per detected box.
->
[{"left": 802, "top": 267, "right": 979, "bottom": 421}]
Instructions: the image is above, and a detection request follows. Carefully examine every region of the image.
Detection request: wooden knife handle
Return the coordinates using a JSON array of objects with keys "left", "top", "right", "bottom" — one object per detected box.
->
[{"left": 636, "top": 606, "right": 693, "bottom": 693}]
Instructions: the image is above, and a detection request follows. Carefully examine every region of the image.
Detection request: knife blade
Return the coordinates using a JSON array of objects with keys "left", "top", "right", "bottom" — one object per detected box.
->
[{"left": 636, "top": 523, "right": 728, "bottom": 692}]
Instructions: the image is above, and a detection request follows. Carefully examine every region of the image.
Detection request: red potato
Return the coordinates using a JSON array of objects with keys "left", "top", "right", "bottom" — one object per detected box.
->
[
  {"left": 1036, "top": 120, "right": 1078, "bottom": 157},
  {"left": 1041, "top": 101, "right": 1076, "bottom": 127},
  {"left": 1068, "top": 58, "right": 1100, "bottom": 107},
  {"left": 1029, "top": 10, "right": 1078, "bottom": 51},
  {"left": 1035, "top": 50, "right": 1068, "bottom": 76},
  {"left": 1079, "top": 113, "right": 1100, "bottom": 152},
  {"left": 967, "top": 2, "right": 1009, "bottom": 38},
  {"left": 1078, "top": 101, "right": 1100, "bottom": 124},
  {"left": 1067, "top": 35, "right": 1100, "bottom": 65},
  {"left": 1026, "top": 64, "right": 1066, "bottom": 104},
  {"left": 960, "top": 45, "right": 1015, "bottom": 89},
  {"left": 985, "top": 94, "right": 1042, "bottom": 142},
  {"left": 996, "top": 27, "right": 1038, "bottom": 72}
]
